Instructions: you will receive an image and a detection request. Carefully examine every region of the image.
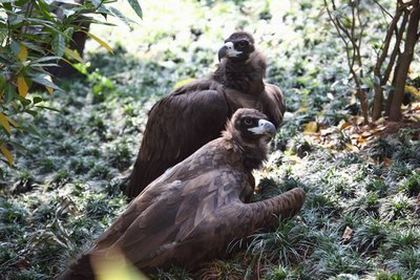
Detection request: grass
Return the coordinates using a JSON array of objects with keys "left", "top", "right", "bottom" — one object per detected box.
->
[{"left": 1, "top": 0, "right": 419, "bottom": 279}]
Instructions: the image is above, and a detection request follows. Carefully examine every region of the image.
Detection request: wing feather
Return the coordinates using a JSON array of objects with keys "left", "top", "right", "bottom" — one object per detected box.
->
[{"left": 126, "top": 81, "right": 230, "bottom": 198}]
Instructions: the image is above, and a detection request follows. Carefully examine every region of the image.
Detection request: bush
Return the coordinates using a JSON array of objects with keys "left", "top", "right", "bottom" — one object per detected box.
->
[{"left": 0, "top": 0, "right": 142, "bottom": 166}]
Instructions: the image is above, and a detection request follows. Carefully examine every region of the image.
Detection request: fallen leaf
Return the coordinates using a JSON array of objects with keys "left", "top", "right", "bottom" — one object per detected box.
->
[
  {"left": 383, "top": 157, "right": 393, "bottom": 167},
  {"left": 303, "top": 121, "right": 318, "bottom": 134},
  {"left": 338, "top": 120, "right": 351, "bottom": 130},
  {"left": 342, "top": 226, "right": 353, "bottom": 242}
]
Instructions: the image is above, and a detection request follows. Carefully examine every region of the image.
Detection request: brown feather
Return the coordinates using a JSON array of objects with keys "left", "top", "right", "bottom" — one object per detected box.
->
[
  {"left": 125, "top": 32, "right": 285, "bottom": 199},
  {"left": 60, "top": 109, "right": 304, "bottom": 279}
]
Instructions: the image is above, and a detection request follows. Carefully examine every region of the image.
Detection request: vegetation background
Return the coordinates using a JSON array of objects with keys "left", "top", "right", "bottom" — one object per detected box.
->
[{"left": 0, "top": 0, "right": 419, "bottom": 279}]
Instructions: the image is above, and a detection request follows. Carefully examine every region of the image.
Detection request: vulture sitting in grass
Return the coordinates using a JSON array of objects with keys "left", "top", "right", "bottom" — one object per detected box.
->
[
  {"left": 60, "top": 109, "right": 305, "bottom": 279},
  {"left": 125, "top": 31, "right": 286, "bottom": 199}
]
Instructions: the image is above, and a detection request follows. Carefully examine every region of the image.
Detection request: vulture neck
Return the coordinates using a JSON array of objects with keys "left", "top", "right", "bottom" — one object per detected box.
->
[
  {"left": 213, "top": 52, "right": 266, "bottom": 95},
  {"left": 222, "top": 129, "right": 268, "bottom": 172}
]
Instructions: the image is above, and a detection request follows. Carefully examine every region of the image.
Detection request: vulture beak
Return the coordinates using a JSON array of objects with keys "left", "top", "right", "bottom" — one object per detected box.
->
[
  {"left": 248, "top": 119, "right": 276, "bottom": 137},
  {"left": 218, "top": 42, "right": 242, "bottom": 61}
]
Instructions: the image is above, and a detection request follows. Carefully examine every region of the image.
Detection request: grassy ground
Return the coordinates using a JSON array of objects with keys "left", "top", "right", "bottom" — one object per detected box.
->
[{"left": 1, "top": 0, "right": 419, "bottom": 279}]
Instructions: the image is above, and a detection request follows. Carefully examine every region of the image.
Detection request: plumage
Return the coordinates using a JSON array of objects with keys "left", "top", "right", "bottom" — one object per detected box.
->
[
  {"left": 60, "top": 109, "right": 305, "bottom": 279},
  {"left": 125, "top": 32, "right": 286, "bottom": 199}
]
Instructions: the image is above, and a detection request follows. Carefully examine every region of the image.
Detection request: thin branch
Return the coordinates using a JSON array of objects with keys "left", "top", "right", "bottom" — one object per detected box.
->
[
  {"left": 372, "top": 0, "right": 393, "bottom": 18},
  {"left": 374, "top": 6, "right": 403, "bottom": 84},
  {"left": 384, "top": 9, "right": 410, "bottom": 83}
]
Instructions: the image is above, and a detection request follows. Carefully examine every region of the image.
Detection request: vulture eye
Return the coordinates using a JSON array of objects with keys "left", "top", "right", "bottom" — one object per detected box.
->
[
  {"left": 243, "top": 117, "right": 253, "bottom": 126},
  {"left": 236, "top": 40, "right": 249, "bottom": 49}
]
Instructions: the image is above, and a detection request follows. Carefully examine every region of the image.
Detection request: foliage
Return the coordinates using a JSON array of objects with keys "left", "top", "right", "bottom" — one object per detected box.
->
[
  {"left": 0, "top": 0, "right": 419, "bottom": 279},
  {"left": 323, "top": 0, "right": 420, "bottom": 122},
  {"left": 0, "top": 0, "right": 142, "bottom": 166}
]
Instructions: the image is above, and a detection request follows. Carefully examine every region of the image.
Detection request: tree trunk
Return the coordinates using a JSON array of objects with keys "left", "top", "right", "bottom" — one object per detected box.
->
[
  {"left": 388, "top": 1, "right": 420, "bottom": 121},
  {"left": 372, "top": 84, "right": 383, "bottom": 120}
]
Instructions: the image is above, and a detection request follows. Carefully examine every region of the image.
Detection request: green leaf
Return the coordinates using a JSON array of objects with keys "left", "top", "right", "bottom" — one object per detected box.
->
[
  {"left": 29, "top": 74, "right": 62, "bottom": 91},
  {"left": 10, "top": 41, "right": 20, "bottom": 56},
  {"left": 64, "top": 47, "right": 84, "bottom": 63},
  {"left": 31, "top": 56, "right": 62, "bottom": 64},
  {"left": 4, "top": 83, "right": 16, "bottom": 104},
  {"left": 35, "top": 105, "right": 60, "bottom": 112},
  {"left": 84, "top": 31, "right": 113, "bottom": 53},
  {"left": 21, "top": 41, "right": 46, "bottom": 54},
  {"left": 52, "top": 33, "right": 65, "bottom": 57},
  {"left": 91, "top": 0, "right": 103, "bottom": 8},
  {"left": 33, "top": 96, "right": 43, "bottom": 104},
  {"left": 108, "top": 7, "right": 135, "bottom": 29},
  {"left": 126, "top": 0, "right": 143, "bottom": 19},
  {"left": 63, "top": 27, "right": 74, "bottom": 41}
]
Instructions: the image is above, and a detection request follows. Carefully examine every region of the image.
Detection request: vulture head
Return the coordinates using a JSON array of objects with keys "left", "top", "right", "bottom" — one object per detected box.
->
[
  {"left": 225, "top": 108, "right": 275, "bottom": 158},
  {"left": 218, "top": 32, "right": 255, "bottom": 62},
  {"left": 224, "top": 108, "right": 275, "bottom": 170}
]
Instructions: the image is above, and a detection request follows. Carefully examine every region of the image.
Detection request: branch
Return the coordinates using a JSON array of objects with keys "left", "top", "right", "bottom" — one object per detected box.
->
[
  {"left": 372, "top": 0, "right": 393, "bottom": 18},
  {"left": 374, "top": 6, "right": 403, "bottom": 84},
  {"left": 384, "top": 9, "right": 410, "bottom": 83}
]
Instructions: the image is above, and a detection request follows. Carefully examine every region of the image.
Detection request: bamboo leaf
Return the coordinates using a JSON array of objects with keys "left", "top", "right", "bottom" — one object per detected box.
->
[
  {"left": 108, "top": 6, "right": 135, "bottom": 29},
  {"left": 30, "top": 74, "right": 62, "bottom": 91},
  {"left": 0, "top": 144, "right": 13, "bottom": 166},
  {"left": 64, "top": 47, "right": 84, "bottom": 63},
  {"left": 126, "top": 0, "right": 143, "bottom": 19},
  {"left": 84, "top": 31, "right": 113, "bottom": 53},
  {"left": 52, "top": 33, "right": 65, "bottom": 57},
  {"left": 17, "top": 75, "right": 29, "bottom": 97},
  {"left": 0, "top": 112, "right": 11, "bottom": 134},
  {"left": 17, "top": 44, "right": 28, "bottom": 62}
]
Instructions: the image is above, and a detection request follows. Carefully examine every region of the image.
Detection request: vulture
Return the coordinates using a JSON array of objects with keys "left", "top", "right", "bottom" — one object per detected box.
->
[
  {"left": 60, "top": 109, "right": 305, "bottom": 279},
  {"left": 125, "top": 31, "right": 286, "bottom": 199}
]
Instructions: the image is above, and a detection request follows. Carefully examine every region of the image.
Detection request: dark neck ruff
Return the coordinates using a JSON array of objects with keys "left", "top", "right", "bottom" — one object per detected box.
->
[
  {"left": 213, "top": 59, "right": 265, "bottom": 95},
  {"left": 225, "top": 136, "right": 267, "bottom": 172}
]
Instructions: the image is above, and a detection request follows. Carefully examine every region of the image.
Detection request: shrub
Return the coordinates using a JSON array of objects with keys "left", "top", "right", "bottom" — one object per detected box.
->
[{"left": 0, "top": 0, "right": 142, "bottom": 166}]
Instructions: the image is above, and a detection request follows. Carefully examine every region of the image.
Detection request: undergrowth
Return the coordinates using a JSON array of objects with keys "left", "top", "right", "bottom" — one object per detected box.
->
[{"left": 0, "top": 0, "right": 419, "bottom": 279}]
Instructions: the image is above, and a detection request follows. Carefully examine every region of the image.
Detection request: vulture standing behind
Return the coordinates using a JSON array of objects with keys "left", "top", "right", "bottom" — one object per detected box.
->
[
  {"left": 60, "top": 109, "right": 305, "bottom": 279},
  {"left": 125, "top": 31, "right": 286, "bottom": 198}
]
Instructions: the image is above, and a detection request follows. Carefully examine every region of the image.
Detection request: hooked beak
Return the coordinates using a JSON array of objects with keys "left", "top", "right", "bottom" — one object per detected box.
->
[
  {"left": 218, "top": 46, "right": 227, "bottom": 62},
  {"left": 248, "top": 119, "right": 276, "bottom": 138},
  {"left": 218, "top": 42, "right": 242, "bottom": 61}
]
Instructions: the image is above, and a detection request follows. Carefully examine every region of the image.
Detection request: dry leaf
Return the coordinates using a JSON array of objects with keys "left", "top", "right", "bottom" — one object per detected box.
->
[
  {"left": 0, "top": 112, "right": 11, "bottom": 134},
  {"left": 338, "top": 120, "right": 351, "bottom": 130},
  {"left": 46, "top": 86, "right": 54, "bottom": 95},
  {"left": 0, "top": 144, "right": 13, "bottom": 166},
  {"left": 17, "top": 44, "right": 28, "bottom": 62},
  {"left": 17, "top": 75, "right": 29, "bottom": 97},
  {"left": 383, "top": 157, "right": 393, "bottom": 167},
  {"left": 303, "top": 121, "right": 318, "bottom": 134},
  {"left": 342, "top": 226, "right": 353, "bottom": 242}
]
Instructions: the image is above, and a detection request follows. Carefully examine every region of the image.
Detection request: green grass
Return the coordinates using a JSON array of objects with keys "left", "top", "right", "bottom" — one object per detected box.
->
[{"left": 1, "top": 0, "right": 419, "bottom": 279}]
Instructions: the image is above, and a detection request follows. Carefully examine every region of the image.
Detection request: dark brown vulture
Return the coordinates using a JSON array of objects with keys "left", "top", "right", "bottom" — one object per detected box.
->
[
  {"left": 60, "top": 109, "right": 305, "bottom": 279},
  {"left": 125, "top": 31, "right": 286, "bottom": 199}
]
